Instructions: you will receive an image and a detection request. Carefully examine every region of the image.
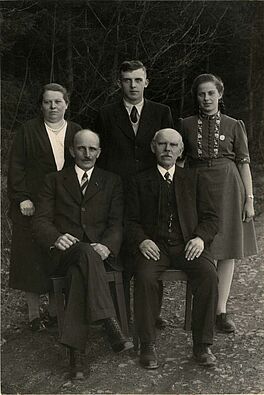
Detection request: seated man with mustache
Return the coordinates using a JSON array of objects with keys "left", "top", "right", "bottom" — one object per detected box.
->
[
  {"left": 33, "top": 129, "right": 133, "bottom": 379},
  {"left": 125, "top": 128, "right": 219, "bottom": 369}
]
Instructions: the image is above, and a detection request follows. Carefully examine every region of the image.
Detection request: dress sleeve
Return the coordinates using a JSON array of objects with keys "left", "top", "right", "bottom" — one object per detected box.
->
[
  {"left": 177, "top": 118, "right": 184, "bottom": 138},
  {"left": 233, "top": 120, "right": 250, "bottom": 164},
  {"left": 7, "top": 124, "right": 31, "bottom": 203}
]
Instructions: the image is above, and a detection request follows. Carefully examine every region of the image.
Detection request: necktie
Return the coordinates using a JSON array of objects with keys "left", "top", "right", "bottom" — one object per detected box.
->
[
  {"left": 164, "top": 172, "right": 172, "bottom": 185},
  {"left": 130, "top": 106, "right": 138, "bottom": 123},
  {"left": 80, "top": 172, "right": 88, "bottom": 194},
  {"left": 164, "top": 172, "right": 173, "bottom": 234}
]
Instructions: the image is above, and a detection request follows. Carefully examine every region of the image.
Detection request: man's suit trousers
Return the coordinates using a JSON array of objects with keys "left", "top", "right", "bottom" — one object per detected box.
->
[
  {"left": 54, "top": 242, "right": 116, "bottom": 351},
  {"left": 134, "top": 246, "right": 218, "bottom": 345}
]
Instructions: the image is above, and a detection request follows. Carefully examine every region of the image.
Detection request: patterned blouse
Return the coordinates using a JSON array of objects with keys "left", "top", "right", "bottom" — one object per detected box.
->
[{"left": 181, "top": 113, "right": 250, "bottom": 164}]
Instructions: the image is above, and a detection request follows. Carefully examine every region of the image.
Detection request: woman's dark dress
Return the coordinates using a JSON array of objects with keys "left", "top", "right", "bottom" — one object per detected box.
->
[
  {"left": 181, "top": 113, "right": 258, "bottom": 260},
  {"left": 8, "top": 117, "right": 81, "bottom": 292}
]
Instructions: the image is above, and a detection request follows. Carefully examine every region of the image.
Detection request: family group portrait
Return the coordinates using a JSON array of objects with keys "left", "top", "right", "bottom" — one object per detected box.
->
[{"left": 1, "top": 0, "right": 264, "bottom": 394}]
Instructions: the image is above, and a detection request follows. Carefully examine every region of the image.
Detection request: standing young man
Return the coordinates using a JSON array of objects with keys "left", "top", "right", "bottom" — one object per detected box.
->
[
  {"left": 95, "top": 60, "right": 174, "bottom": 323},
  {"left": 95, "top": 60, "right": 173, "bottom": 189}
]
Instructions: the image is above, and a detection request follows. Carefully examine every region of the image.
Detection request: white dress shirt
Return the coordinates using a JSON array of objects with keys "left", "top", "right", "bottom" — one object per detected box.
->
[
  {"left": 157, "top": 164, "right": 175, "bottom": 182},
  {"left": 74, "top": 165, "right": 94, "bottom": 186}
]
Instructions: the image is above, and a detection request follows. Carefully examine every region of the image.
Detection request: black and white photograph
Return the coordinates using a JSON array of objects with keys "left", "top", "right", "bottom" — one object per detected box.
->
[{"left": 1, "top": 1, "right": 264, "bottom": 394}]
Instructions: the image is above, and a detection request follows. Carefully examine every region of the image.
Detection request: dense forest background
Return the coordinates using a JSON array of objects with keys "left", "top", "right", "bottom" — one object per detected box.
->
[
  {"left": 2, "top": 0, "right": 264, "bottom": 244},
  {"left": 2, "top": 0, "right": 264, "bottom": 166}
]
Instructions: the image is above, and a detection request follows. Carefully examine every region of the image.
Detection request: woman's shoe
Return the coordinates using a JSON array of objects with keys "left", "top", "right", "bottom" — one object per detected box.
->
[
  {"left": 69, "top": 347, "right": 85, "bottom": 380},
  {"left": 216, "top": 313, "right": 236, "bottom": 333},
  {"left": 29, "top": 317, "right": 46, "bottom": 332}
]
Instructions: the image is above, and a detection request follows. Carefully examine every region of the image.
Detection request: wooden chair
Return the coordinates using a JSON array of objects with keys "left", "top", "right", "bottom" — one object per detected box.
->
[
  {"left": 133, "top": 269, "right": 192, "bottom": 350},
  {"left": 51, "top": 270, "right": 129, "bottom": 338}
]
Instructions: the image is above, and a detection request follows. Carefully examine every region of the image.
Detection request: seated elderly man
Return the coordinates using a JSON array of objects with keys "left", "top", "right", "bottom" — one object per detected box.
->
[
  {"left": 33, "top": 129, "right": 133, "bottom": 379},
  {"left": 125, "top": 128, "right": 219, "bottom": 369}
]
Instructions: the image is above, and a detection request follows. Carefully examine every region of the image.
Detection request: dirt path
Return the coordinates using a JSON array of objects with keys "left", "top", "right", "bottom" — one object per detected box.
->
[{"left": 1, "top": 166, "right": 264, "bottom": 394}]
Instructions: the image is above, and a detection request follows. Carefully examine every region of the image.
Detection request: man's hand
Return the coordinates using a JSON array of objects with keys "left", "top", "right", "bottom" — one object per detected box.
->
[
  {"left": 54, "top": 234, "right": 79, "bottom": 251},
  {"left": 242, "top": 199, "right": 255, "bottom": 222},
  {"left": 91, "top": 243, "right": 110, "bottom": 260},
  {"left": 139, "top": 239, "right": 160, "bottom": 261},
  {"left": 20, "top": 200, "right": 35, "bottom": 216},
  {"left": 185, "top": 237, "right": 204, "bottom": 261}
]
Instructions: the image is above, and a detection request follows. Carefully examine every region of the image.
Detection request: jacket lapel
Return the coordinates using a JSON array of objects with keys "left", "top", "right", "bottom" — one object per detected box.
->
[
  {"left": 115, "top": 101, "right": 135, "bottom": 141},
  {"left": 62, "top": 167, "right": 83, "bottom": 205},
  {"left": 146, "top": 169, "right": 162, "bottom": 234},
  {"left": 64, "top": 122, "right": 73, "bottom": 149},
  {"left": 136, "top": 99, "right": 153, "bottom": 140},
  {"left": 148, "top": 168, "right": 161, "bottom": 197},
  {"left": 82, "top": 167, "right": 102, "bottom": 203},
  {"left": 36, "top": 118, "right": 57, "bottom": 169},
  {"left": 174, "top": 166, "right": 196, "bottom": 240}
]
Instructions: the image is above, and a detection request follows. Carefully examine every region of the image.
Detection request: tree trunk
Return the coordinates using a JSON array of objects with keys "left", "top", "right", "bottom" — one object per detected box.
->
[
  {"left": 67, "top": 10, "right": 73, "bottom": 94},
  {"left": 248, "top": 24, "right": 253, "bottom": 141},
  {"left": 179, "top": 67, "right": 185, "bottom": 118}
]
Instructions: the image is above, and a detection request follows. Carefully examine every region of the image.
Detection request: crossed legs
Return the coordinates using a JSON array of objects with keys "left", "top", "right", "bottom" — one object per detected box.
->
[{"left": 57, "top": 242, "right": 116, "bottom": 351}]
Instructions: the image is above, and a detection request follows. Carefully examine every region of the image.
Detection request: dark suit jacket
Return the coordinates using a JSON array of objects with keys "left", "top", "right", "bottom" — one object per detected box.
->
[
  {"left": 95, "top": 99, "right": 174, "bottom": 183},
  {"left": 8, "top": 116, "right": 81, "bottom": 224},
  {"left": 32, "top": 166, "right": 124, "bottom": 274},
  {"left": 125, "top": 166, "right": 218, "bottom": 261}
]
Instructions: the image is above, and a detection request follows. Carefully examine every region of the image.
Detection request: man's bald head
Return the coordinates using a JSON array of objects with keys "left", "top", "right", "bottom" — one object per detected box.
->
[
  {"left": 70, "top": 129, "right": 101, "bottom": 171},
  {"left": 73, "top": 129, "right": 100, "bottom": 147}
]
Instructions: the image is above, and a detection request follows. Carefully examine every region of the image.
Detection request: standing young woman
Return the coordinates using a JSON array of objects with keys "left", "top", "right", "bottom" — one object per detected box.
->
[
  {"left": 8, "top": 83, "right": 81, "bottom": 331},
  {"left": 181, "top": 74, "right": 258, "bottom": 333}
]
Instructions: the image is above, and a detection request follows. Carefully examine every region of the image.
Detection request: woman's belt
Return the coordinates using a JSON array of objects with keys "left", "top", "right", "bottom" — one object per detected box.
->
[{"left": 188, "top": 157, "right": 232, "bottom": 168}]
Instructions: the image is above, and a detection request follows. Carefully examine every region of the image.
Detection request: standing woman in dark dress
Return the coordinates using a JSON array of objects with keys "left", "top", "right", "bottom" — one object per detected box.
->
[
  {"left": 8, "top": 83, "right": 82, "bottom": 331},
  {"left": 181, "top": 74, "right": 258, "bottom": 333}
]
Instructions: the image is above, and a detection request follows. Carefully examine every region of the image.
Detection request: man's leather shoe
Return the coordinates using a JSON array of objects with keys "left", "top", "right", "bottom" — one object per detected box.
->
[
  {"left": 69, "top": 347, "right": 85, "bottom": 380},
  {"left": 216, "top": 313, "right": 236, "bottom": 333},
  {"left": 104, "top": 317, "right": 133, "bottom": 353},
  {"left": 140, "top": 342, "right": 159, "bottom": 369},
  {"left": 193, "top": 344, "right": 216, "bottom": 367},
  {"left": 29, "top": 317, "right": 46, "bottom": 332},
  {"left": 155, "top": 316, "right": 168, "bottom": 329},
  {"left": 43, "top": 313, "right": 58, "bottom": 328}
]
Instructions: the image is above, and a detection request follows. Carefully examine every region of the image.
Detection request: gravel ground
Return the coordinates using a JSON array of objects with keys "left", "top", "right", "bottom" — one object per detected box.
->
[{"left": 1, "top": 165, "right": 264, "bottom": 395}]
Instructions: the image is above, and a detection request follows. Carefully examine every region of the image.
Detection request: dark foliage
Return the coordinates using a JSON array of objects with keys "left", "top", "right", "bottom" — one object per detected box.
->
[{"left": 1, "top": 1, "right": 264, "bottom": 150}]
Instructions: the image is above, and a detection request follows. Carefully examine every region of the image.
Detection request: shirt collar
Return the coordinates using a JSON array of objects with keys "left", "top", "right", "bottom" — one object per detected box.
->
[
  {"left": 74, "top": 164, "right": 94, "bottom": 184},
  {"left": 157, "top": 164, "right": 175, "bottom": 180},
  {"left": 44, "top": 120, "right": 67, "bottom": 133},
  {"left": 123, "top": 99, "right": 144, "bottom": 116},
  {"left": 199, "top": 109, "right": 220, "bottom": 120}
]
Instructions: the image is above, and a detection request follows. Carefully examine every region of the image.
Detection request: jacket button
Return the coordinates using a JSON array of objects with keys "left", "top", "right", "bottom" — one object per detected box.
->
[
  {"left": 81, "top": 207, "right": 86, "bottom": 212},
  {"left": 82, "top": 224, "right": 86, "bottom": 228}
]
